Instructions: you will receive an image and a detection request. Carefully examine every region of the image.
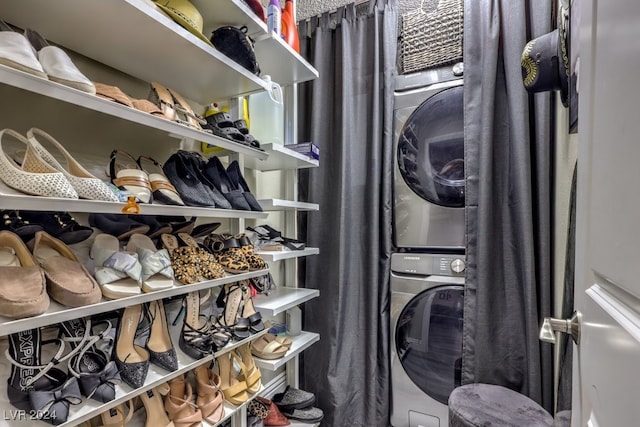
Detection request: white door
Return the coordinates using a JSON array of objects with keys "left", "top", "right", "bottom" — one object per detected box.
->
[{"left": 572, "top": 0, "right": 640, "bottom": 425}]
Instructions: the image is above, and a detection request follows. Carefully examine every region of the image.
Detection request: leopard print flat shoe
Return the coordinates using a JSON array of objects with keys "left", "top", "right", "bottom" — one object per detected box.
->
[
  {"left": 177, "top": 233, "right": 225, "bottom": 280},
  {"left": 204, "top": 234, "right": 250, "bottom": 274},
  {"left": 160, "top": 233, "right": 203, "bottom": 285},
  {"left": 236, "top": 233, "right": 267, "bottom": 271}
]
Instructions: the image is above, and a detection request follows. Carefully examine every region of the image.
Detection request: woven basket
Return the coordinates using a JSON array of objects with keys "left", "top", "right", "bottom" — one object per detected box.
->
[{"left": 400, "top": 0, "right": 463, "bottom": 74}]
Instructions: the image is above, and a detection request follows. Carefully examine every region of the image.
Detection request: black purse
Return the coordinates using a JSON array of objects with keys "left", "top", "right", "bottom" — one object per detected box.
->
[{"left": 210, "top": 26, "right": 261, "bottom": 75}]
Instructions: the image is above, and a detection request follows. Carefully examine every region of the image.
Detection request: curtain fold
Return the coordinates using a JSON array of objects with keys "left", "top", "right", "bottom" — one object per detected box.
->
[
  {"left": 297, "top": 2, "right": 397, "bottom": 425},
  {"left": 462, "top": 0, "right": 555, "bottom": 411}
]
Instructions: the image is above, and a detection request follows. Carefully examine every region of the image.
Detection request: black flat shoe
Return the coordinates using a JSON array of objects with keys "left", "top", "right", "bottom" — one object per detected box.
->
[
  {"left": 88, "top": 213, "right": 149, "bottom": 241},
  {"left": 20, "top": 211, "right": 93, "bottom": 244},
  {"left": 204, "top": 156, "right": 251, "bottom": 210},
  {"left": 0, "top": 210, "right": 43, "bottom": 242}
]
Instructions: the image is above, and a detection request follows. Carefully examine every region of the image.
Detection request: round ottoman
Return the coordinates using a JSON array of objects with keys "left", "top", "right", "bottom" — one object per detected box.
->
[{"left": 448, "top": 383, "right": 553, "bottom": 427}]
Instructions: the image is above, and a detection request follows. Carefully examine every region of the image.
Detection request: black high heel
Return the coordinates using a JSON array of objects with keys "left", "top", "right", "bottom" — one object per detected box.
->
[
  {"left": 144, "top": 299, "right": 178, "bottom": 372},
  {"left": 214, "top": 282, "right": 251, "bottom": 340},
  {"left": 204, "top": 156, "right": 251, "bottom": 210},
  {"left": 173, "top": 291, "right": 214, "bottom": 359},
  {"left": 113, "top": 304, "right": 150, "bottom": 389}
]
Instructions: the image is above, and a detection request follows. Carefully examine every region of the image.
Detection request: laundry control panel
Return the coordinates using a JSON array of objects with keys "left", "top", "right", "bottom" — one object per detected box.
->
[{"left": 391, "top": 253, "right": 465, "bottom": 277}]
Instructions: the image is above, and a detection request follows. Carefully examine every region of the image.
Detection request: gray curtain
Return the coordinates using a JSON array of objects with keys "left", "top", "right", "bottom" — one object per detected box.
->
[
  {"left": 463, "top": 0, "right": 555, "bottom": 411},
  {"left": 297, "top": 1, "right": 397, "bottom": 426}
]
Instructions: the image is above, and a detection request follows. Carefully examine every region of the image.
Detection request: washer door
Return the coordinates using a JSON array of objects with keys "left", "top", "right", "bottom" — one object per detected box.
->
[
  {"left": 395, "top": 285, "right": 464, "bottom": 404},
  {"left": 397, "top": 85, "right": 464, "bottom": 207}
]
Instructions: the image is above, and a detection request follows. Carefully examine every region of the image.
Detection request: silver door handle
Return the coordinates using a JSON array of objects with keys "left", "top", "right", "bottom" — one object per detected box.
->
[{"left": 539, "top": 311, "right": 582, "bottom": 345}]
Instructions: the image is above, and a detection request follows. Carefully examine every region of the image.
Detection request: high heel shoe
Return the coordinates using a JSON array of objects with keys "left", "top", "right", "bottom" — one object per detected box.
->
[
  {"left": 215, "top": 282, "right": 251, "bottom": 340},
  {"left": 216, "top": 351, "right": 249, "bottom": 405},
  {"left": 239, "top": 280, "right": 265, "bottom": 333},
  {"left": 177, "top": 291, "right": 214, "bottom": 359},
  {"left": 113, "top": 304, "right": 150, "bottom": 389},
  {"left": 98, "top": 399, "right": 134, "bottom": 427},
  {"left": 204, "top": 156, "right": 251, "bottom": 210},
  {"left": 145, "top": 299, "right": 178, "bottom": 372},
  {"left": 164, "top": 375, "right": 203, "bottom": 427},
  {"left": 26, "top": 128, "right": 119, "bottom": 202},
  {"left": 139, "top": 383, "right": 174, "bottom": 427},
  {"left": 194, "top": 364, "right": 225, "bottom": 423},
  {"left": 235, "top": 341, "right": 262, "bottom": 394}
]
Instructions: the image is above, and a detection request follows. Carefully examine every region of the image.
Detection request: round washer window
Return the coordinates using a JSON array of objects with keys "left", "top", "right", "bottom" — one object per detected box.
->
[
  {"left": 397, "top": 85, "right": 465, "bottom": 207},
  {"left": 395, "top": 285, "right": 464, "bottom": 404}
]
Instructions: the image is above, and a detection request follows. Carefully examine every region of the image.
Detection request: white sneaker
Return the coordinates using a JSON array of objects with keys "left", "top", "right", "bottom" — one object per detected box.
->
[{"left": 0, "top": 21, "right": 47, "bottom": 78}]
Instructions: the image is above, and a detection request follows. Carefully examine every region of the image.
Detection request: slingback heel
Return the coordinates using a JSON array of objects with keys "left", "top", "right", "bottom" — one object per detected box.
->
[{"left": 113, "top": 304, "right": 150, "bottom": 389}]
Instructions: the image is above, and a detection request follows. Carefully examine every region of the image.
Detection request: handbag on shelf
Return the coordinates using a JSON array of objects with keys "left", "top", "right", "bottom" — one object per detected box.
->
[{"left": 210, "top": 26, "right": 261, "bottom": 75}]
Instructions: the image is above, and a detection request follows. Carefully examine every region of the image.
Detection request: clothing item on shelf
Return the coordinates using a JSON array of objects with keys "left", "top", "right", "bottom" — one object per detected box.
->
[
  {"left": 88, "top": 213, "right": 150, "bottom": 241},
  {"left": 20, "top": 211, "right": 93, "bottom": 245},
  {"left": 108, "top": 150, "right": 153, "bottom": 204},
  {"left": 137, "top": 156, "right": 185, "bottom": 206},
  {"left": 194, "top": 363, "right": 225, "bottom": 424},
  {"left": 126, "top": 234, "right": 175, "bottom": 292},
  {"left": 144, "top": 299, "right": 179, "bottom": 372},
  {"left": 154, "top": 0, "right": 213, "bottom": 46},
  {"left": 91, "top": 233, "right": 143, "bottom": 299},
  {"left": 164, "top": 374, "right": 204, "bottom": 426},
  {"left": 0, "top": 129, "right": 79, "bottom": 199},
  {"left": 162, "top": 150, "right": 231, "bottom": 208},
  {"left": 26, "top": 128, "right": 119, "bottom": 202},
  {"left": 30, "top": 230, "right": 102, "bottom": 307},
  {"left": 24, "top": 28, "right": 96, "bottom": 94},
  {"left": 113, "top": 304, "right": 150, "bottom": 389},
  {"left": 60, "top": 318, "right": 121, "bottom": 403},
  {"left": 6, "top": 328, "right": 83, "bottom": 425},
  {"left": 0, "top": 230, "right": 49, "bottom": 318}
]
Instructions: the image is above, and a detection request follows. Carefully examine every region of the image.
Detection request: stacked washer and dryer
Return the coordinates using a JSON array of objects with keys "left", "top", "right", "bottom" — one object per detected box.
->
[{"left": 390, "top": 63, "right": 466, "bottom": 427}]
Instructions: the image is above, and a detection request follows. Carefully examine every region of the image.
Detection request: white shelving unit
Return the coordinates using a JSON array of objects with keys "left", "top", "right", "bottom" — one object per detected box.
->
[
  {"left": 0, "top": 1, "right": 320, "bottom": 426},
  {"left": 257, "top": 247, "right": 320, "bottom": 262}
]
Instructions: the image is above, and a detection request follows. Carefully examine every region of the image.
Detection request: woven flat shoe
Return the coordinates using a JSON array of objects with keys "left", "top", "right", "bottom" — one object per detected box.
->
[
  {"left": 0, "top": 129, "right": 78, "bottom": 199},
  {"left": 27, "top": 128, "right": 119, "bottom": 202}
]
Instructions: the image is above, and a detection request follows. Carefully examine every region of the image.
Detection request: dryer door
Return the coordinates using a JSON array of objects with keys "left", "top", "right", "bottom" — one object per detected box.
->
[
  {"left": 395, "top": 284, "right": 464, "bottom": 404},
  {"left": 397, "top": 85, "right": 464, "bottom": 208}
]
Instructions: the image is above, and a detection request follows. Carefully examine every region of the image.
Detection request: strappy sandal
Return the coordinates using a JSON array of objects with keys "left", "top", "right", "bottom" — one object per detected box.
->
[
  {"left": 175, "top": 291, "right": 214, "bottom": 359},
  {"left": 177, "top": 232, "right": 225, "bottom": 280},
  {"left": 161, "top": 233, "right": 204, "bottom": 285},
  {"left": 6, "top": 328, "right": 83, "bottom": 424},
  {"left": 90, "top": 233, "right": 143, "bottom": 299},
  {"left": 60, "top": 318, "right": 122, "bottom": 403},
  {"left": 235, "top": 341, "right": 262, "bottom": 394},
  {"left": 149, "top": 82, "right": 178, "bottom": 122},
  {"left": 239, "top": 279, "right": 265, "bottom": 333},
  {"left": 167, "top": 86, "right": 209, "bottom": 132},
  {"left": 194, "top": 364, "right": 225, "bottom": 423},
  {"left": 139, "top": 383, "right": 173, "bottom": 427},
  {"left": 126, "top": 234, "right": 174, "bottom": 292},
  {"left": 164, "top": 375, "right": 203, "bottom": 427},
  {"left": 204, "top": 233, "right": 250, "bottom": 274},
  {"left": 214, "top": 282, "right": 251, "bottom": 340},
  {"left": 216, "top": 351, "right": 249, "bottom": 405},
  {"left": 108, "top": 150, "right": 153, "bottom": 204},
  {"left": 137, "top": 156, "right": 185, "bottom": 206}
]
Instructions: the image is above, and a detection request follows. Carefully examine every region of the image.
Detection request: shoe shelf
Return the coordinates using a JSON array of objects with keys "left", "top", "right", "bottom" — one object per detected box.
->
[
  {"left": 257, "top": 199, "right": 320, "bottom": 212},
  {"left": 0, "top": 269, "right": 269, "bottom": 337},
  {"left": 254, "top": 287, "right": 320, "bottom": 317},
  {"left": 0, "top": 0, "right": 269, "bottom": 104},
  {"left": 0, "top": 65, "right": 269, "bottom": 160},
  {"left": 257, "top": 247, "right": 320, "bottom": 262},
  {"left": 253, "top": 331, "right": 320, "bottom": 371},
  {"left": 242, "top": 143, "right": 319, "bottom": 171}
]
